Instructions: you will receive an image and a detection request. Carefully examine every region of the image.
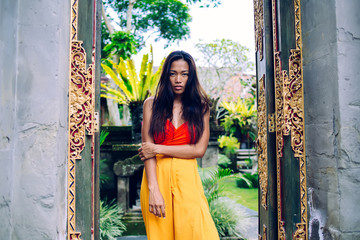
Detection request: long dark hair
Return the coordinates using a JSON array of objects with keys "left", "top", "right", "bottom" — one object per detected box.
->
[{"left": 149, "top": 51, "right": 209, "bottom": 144}]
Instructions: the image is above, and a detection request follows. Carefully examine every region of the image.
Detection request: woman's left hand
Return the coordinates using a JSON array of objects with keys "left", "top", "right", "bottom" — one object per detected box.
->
[{"left": 138, "top": 142, "right": 157, "bottom": 161}]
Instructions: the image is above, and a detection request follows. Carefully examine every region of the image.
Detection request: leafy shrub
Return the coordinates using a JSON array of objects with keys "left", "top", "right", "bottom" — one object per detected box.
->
[
  {"left": 209, "top": 197, "right": 242, "bottom": 238},
  {"left": 100, "top": 200, "right": 126, "bottom": 240},
  {"left": 218, "top": 135, "right": 240, "bottom": 156},
  {"left": 218, "top": 154, "right": 232, "bottom": 169},
  {"left": 236, "top": 173, "right": 259, "bottom": 189},
  {"left": 198, "top": 167, "right": 244, "bottom": 237}
]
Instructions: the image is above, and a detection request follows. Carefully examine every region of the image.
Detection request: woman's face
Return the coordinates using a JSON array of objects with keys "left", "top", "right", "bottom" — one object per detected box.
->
[{"left": 169, "top": 59, "right": 189, "bottom": 96}]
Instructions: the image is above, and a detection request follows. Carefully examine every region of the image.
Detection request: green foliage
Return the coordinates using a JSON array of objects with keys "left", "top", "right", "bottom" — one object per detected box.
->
[
  {"left": 198, "top": 167, "right": 233, "bottom": 205},
  {"left": 217, "top": 135, "right": 240, "bottom": 156},
  {"left": 236, "top": 173, "right": 259, "bottom": 189},
  {"left": 100, "top": 130, "right": 110, "bottom": 146},
  {"left": 99, "top": 130, "right": 111, "bottom": 186},
  {"left": 100, "top": 200, "right": 126, "bottom": 240},
  {"left": 209, "top": 198, "right": 241, "bottom": 238},
  {"left": 199, "top": 167, "right": 251, "bottom": 237},
  {"left": 219, "top": 98, "right": 257, "bottom": 145},
  {"left": 104, "top": 0, "right": 190, "bottom": 47},
  {"left": 102, "top": 31, "right": 138, "bottom": 61},
  {"left": 217, "top": 154, "right": 231, "bottom": 169},
  {"left": 101, "top": 49, "right": 164, "bottom": 105}
]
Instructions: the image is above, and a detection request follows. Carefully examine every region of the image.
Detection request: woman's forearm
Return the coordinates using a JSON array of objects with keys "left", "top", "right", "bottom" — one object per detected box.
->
[
  {"left": 144, "top": 157, "right": 159, "bottom": 190},
  {"left": 155, "top": 144, "right": 207, "bottom": 159}
]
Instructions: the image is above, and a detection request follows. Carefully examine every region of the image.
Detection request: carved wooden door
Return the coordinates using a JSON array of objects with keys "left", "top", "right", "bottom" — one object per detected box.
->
[
  {"left": 67, "top": 0, "right": 101, "bottom": 239},
  {"left": 254, "top": 0, "right": 308, "bottom": 239}
]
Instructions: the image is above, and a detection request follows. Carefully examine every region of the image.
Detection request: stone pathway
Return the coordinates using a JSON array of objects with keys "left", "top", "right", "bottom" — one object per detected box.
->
[{"left": 117, "top": 236, "right": 147, "bottom": 240}]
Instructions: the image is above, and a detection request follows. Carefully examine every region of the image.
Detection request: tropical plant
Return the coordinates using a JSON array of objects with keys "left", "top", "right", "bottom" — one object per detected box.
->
[
  {"left": 102, "top": 30, "right": 138, "bottom": 61},
  {"left": 100, "top": 200, "right": 127, "bottom": 240},
  {"left": 209, "top": 198, "right": 242, "bottom": 237},
  {"left": 220, "top": 97, "right": 257, "bottom": 147},
  {"left": 99, "top": 130, "right": 112, "bottom": 186},
  {"left": 198, "top": 167, "right": 251, "bottom": 237},
  {"left": 217, "top": 154, "right": 231, "bottom": 169},
  {"left": 221, "top": 97, "right": 256, "bottom": 129},
  {"left": 198, "top": 167, "right": 233, "bottom": 205},
  {"left": 217, "top": 135, "right": 240, "bottom": 157},
  {"left": 100, "top": 130, "right": 110, "bottom": 146},
  {"left": 236, "top": 173, "right": 259, "bottom": 189},
  {"left": 101, "top": 49, "right": 164, "bottom": 106}
]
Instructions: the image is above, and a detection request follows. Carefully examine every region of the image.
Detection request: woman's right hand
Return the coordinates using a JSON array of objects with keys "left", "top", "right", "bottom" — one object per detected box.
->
[{"left": 148, "top": 187, "right": 166, "bottom": 218}]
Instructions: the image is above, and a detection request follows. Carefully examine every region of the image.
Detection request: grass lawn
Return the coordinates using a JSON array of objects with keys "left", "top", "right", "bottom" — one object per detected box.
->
[{"left": 220, "top": 179, "right": 259, "bottom": 212}]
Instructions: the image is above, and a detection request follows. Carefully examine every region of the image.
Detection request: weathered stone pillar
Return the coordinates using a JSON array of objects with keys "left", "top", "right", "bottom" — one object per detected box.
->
[
  {"left": 113, "top": 155, "right": 143, "bottom": 211},
  {"left": 200, "top": 141, "right": 219, "bottom": 168},
  {"left": 0, "top": 0, "right": 70, "bottom": 238},
  {"left": 302, "top": 0, "right": 360, "bottom": 238}
]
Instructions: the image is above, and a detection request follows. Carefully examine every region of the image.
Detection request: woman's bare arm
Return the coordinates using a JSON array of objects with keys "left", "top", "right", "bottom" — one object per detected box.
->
[
  {"left": 139, "top": 111, "right": 210, "bottom": 160},
  {"left": 141, "top": 97, "right": 165, "bottom": 218}
]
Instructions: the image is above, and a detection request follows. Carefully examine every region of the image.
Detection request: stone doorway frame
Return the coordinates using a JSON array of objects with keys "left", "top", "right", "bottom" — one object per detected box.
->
[{"left": 65, "top": 0, "right": 309, "bottom": 239}]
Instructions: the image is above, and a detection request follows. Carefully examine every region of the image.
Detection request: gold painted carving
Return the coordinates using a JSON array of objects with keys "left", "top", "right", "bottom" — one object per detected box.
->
[
  {"left": 268, "top": 113, "right": 275, "bottom": 132},
  {"left": 274, "top": 51, "right": 286, "bottom": 239},
  {"left": 294, "top": 0, "right": 302, "bottom": 50},
  {"left": 254, "top": 0, "right": 264, "bottom": 60},
  {"left": 272, "top": 0, "right": 286, "bottom": 238},
  {"left": 258, "top": 224, "right": 267, "bottom": 240},
  {"left": 71, "top": 0, "right": 78, "bottom": 41},
  {"left": 286, "top": 49, "right": 304, "bottom": 158},
  {"left": 67, "top": 0, "right": 96, "bottom": 239},
  {"left": 257, "top": 75, "right": 268, "bottom": 210},
  {"left": 294, "top": 223, "right": 306, "bottom": 239},
  {"left": 69, "top": 232, "right": 81, "bottom": 240}
]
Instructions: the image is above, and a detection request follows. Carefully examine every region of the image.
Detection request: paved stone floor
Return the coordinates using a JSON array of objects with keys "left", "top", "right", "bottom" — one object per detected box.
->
[{"left": 117, "top": 236, "right": 147, "bottom": 240}]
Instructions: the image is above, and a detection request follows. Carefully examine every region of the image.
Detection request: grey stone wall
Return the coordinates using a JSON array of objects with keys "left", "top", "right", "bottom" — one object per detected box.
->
[
  {"left": 302, "top": 0, "right": 360, "bottom": 239},
  {"left": 0, "top": 0, "right": 70, "bottom": 239}
]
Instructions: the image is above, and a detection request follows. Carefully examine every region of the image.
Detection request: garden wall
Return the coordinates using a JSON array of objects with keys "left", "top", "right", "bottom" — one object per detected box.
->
[
  {"left": 302, "top": 0, "right": 360, "bottom": 239},
  {"left": 0, "top": 0, "right": 70, "bottom": 238}
]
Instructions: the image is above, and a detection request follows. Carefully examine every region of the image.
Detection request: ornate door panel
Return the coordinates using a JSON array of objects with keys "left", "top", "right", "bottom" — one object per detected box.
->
[
  {"left": 67, "top": 0, "right": 101, "bottom": 239},
  {"left": 254, "top": 0, "right": 308, "bottom": 239}
]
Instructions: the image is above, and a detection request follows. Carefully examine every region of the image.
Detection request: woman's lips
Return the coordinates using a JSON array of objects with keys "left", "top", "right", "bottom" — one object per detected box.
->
[{"left": 174, "top": 86, "right": 182, "bottom": 90}]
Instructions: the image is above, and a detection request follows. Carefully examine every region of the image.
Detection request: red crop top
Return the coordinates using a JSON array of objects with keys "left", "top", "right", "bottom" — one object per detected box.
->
[{"left": 154, "top": 119, "right": 192, "bottom": 145}]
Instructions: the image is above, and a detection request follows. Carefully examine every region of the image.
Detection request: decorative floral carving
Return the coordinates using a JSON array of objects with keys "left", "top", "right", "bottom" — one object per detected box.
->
[
  {"left": 254, "top": 0, "right": 264, "bottom": 60},
  {"left": 294, "top": 223, "right": 306, "bottom": 239},
  {"left": 257, "top": 75, "right": 268, "bottom": 210},
  {"left": 294, "top": 0, "right": 302, "bottom": 50},
  {"left": 274, "top": 51, "right": 286, "bottom": 239},
  {"left": 67, "top": 0, "right": 96, "bottom": 239},
  {"left": 258, "top": 224, "right": 267, "bottom": 240}
]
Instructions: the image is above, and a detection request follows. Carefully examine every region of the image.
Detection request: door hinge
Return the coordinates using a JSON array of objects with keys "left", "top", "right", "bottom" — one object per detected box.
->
[
  {"left": 94, "top": 112, "right": 99, "bottom": 133},
  {"left": 268, "top": 113, "right": 275, "bottom": 132}
]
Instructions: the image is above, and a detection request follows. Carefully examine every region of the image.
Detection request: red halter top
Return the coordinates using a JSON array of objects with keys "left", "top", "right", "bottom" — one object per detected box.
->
[{"left": 154, "top": 119, "right": 192, "bottom": 145}]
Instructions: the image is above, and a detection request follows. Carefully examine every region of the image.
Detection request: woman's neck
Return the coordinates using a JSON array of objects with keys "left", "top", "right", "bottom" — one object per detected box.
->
[{"left": 173, "top": 94, "right": 182, "bottom": 103}]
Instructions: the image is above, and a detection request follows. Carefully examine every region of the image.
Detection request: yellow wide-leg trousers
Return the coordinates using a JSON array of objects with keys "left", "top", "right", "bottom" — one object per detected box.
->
[{"left": 140, "top": 155, "right": 220, "bottom": 240}]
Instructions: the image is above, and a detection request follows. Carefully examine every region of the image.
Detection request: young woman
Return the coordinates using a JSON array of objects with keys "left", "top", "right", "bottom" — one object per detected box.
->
[{"left": 138, "top": 51, "right": 219, "bottom": 240}]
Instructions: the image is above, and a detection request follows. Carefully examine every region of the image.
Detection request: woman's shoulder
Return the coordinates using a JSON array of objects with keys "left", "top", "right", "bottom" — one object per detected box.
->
[{"left": 143, "top": 96, "right": 155, "bottom": 108}]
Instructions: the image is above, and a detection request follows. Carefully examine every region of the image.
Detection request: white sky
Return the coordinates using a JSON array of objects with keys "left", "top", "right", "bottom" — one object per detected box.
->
[{"left": 133, "top": 0, "right": 255, "bottom": 67}]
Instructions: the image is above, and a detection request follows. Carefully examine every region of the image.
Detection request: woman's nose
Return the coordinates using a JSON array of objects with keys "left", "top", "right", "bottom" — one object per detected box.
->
[{"left": 175, "top": 75, "right": 181, "bottom": 82}]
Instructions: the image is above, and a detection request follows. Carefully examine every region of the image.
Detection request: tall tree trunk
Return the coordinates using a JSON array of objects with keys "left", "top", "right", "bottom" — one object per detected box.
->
[
  {"left": 102, "top": 3, "right": 121, "bottom": 125},
  {"left": 102, "top": 3, "right": 115, "bottom": 35},
  {"left": 126, "top": 0, "right": 137, "bottom": 32}
]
